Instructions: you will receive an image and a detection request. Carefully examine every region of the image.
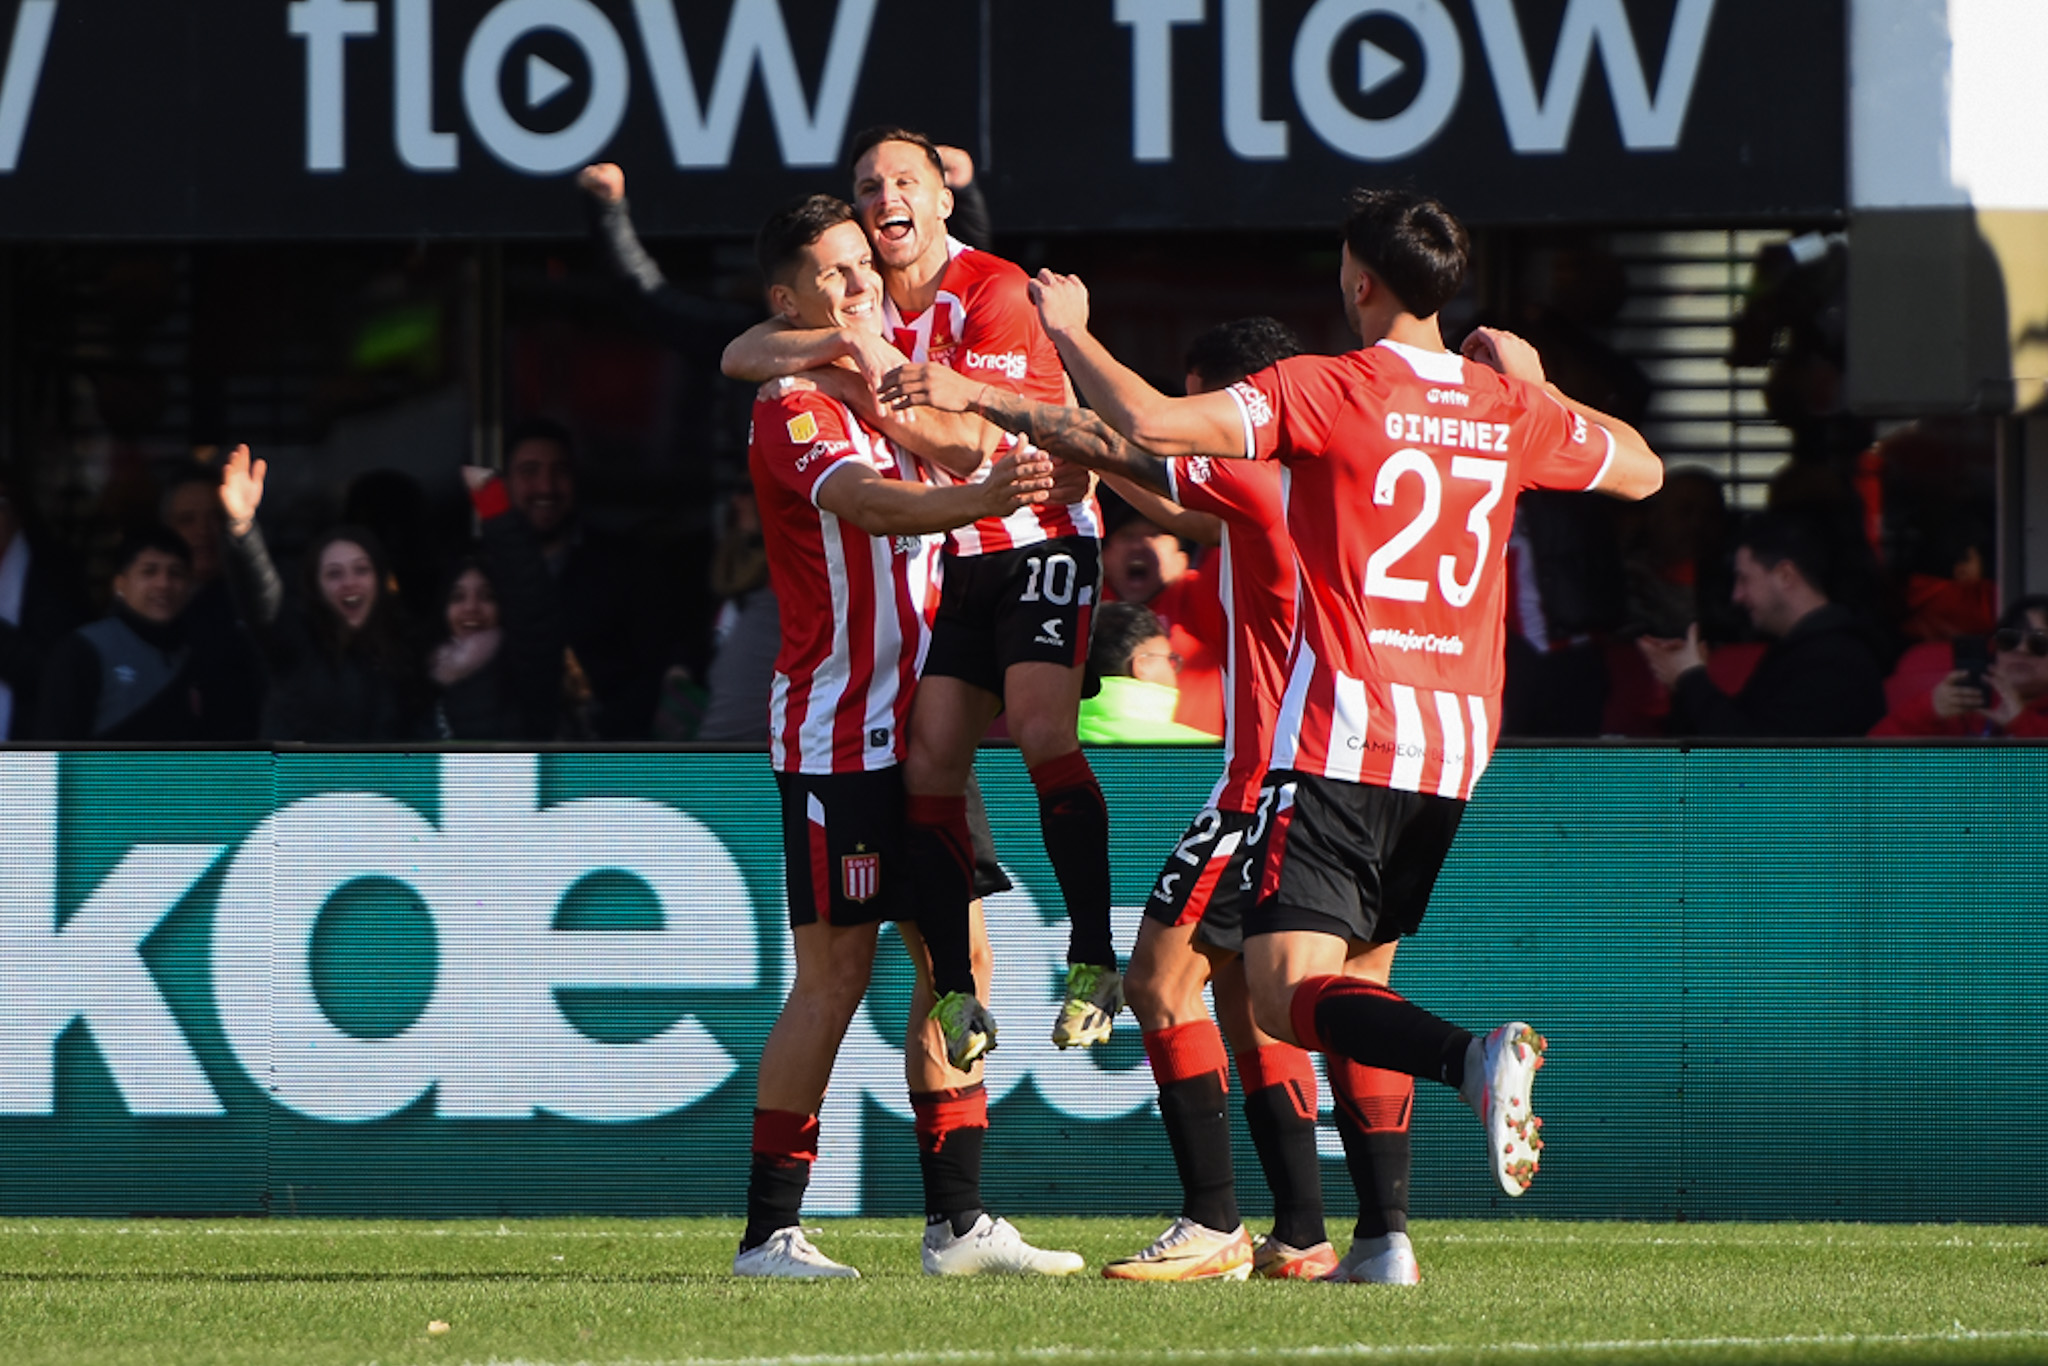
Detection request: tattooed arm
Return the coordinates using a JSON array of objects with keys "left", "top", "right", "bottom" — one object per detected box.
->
[{"left": 879, "top": 363, "right": 1171, "bottom": 498}]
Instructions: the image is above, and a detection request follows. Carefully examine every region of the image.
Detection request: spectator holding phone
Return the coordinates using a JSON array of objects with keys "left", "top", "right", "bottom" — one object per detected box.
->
[{"left": 1871, "top": 596, "right": 2048, "bottom": 738}]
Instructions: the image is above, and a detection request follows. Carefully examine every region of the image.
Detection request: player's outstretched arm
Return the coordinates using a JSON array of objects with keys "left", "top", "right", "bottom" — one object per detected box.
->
[
  {"left": 722, "top": 317, "right": 901, "bottom": 387},
  {"left": 879, "top": 363, "right": 1177, "bottom": 499},
  {"left": 1031, "top": 271, "right": 1248, "bottom": 459},
  {"left": 1462, "top": 327, "right": 1664, "bottom": 501},
  {"left": 792, "top": 367, "right": 1001, "bottom": 481},
  {"left": 814, "top": 449, "right": 1054, "bottom": 538}
]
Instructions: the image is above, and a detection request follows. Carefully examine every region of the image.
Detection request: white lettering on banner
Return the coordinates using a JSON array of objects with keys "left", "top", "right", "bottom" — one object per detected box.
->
[
  {"left": 806, "top": 887, "right": 1156, "bottom": 1212},
  {"left": 462, "top": 0, "right": 630, "bottom": 175},
  {"left": 0, "top": 0, "right": 56, "bottom": 173},
  {"left": 1132, "top": 0, "right": 1716, "bottom": 167},
  {"left": 632, "top": 0, "right": 878, "bottom": 169},
  {"left": 0, "top": 754, "right": 226, "bottom": 1116},
  {"left": 395, "top": 0, "right": 458, "bottom": 171},
  {"left": 211, "top": 753, "right": 755, "bottom": 1123},
  {"left": 1115, "top": 0, "right": 1205, "bottom": 163},
  {"left": 1293, "top": 0, "right": 1464, "bottom": 163},
  {"left": 288, "top": 0, "right": 379, "bottom": 172},
  {"left": 1471, "top": 0, "right": 1717, "bottom": 154}
]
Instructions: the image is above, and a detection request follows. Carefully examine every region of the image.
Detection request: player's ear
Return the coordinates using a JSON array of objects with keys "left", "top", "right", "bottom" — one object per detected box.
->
[
  {"left": 936, "top": 182, "right": 954, "bottom": 224},
  {"left": 767, "top": 282, "right": 799, "bottom": 323}
]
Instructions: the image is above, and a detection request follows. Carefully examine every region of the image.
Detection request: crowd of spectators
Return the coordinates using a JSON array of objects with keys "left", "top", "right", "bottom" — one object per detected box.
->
[{"left": 0, "top": 188, "right": 2035, "bottom": 748}]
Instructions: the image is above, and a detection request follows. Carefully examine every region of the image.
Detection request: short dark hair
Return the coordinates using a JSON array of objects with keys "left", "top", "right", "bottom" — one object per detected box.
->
[
  {"left": 755, "top": 193, "right": 859, "bottom": 288},
  {"left": 503, "top": 416, "right": 576, "bottom": 465},
  {"left": 1341, "top": 187, "right": 1469, "bottom": 319},
  {"left": 1185, "top": 317, "right": 1304, "bottom": 390},
  {"left": 846, "top": 125, "right": 945, "bottom": 180},
  {"left": 1088, "top": 601, "right": 1167, "bottom": 679},
  {"left": 112, "top": 525, "right": 192, "bottom": 575},
  {"left": 1736, "top": 511, "right": 1830, "bottom": 595},
  {"left": 1998, "top": 594, "right": 2048, "bottom": 632}
]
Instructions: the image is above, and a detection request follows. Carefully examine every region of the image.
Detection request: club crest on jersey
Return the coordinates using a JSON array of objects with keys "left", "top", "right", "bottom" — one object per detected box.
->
[
  {"left": 786, "top": 412, "right": 819, "bottom": 443},
  {"left": 842, "top": 847, "right": 880, "bottom": 903},
  {"left": 1229, "top": 381, "right": 1273, "bottom": 429}
]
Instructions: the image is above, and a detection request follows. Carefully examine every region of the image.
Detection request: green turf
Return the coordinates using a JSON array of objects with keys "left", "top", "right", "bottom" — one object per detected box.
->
[{"left": 3, "top": 1218, "right": 2047, "bottom": 1366}]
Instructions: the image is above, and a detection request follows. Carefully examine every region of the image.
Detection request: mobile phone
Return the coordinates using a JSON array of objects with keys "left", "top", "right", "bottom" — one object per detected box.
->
[{"left": 1953, "top": 636, "right": 1991, "bottom": 694}]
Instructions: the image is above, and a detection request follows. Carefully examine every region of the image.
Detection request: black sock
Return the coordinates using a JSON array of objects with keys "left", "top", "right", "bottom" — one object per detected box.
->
[
  {"left": 1160, "top": 1073, "right": 1238, "bottom": 1232},
  {"left": 1030, "top": 752, "right": 1114, "bottom": 967},
  {"left": 1328, "top": 1061, "right": 1412, "bottom": 1240},
  {"left": 1244, "top": 1081, "right": 1326, "bottom": 1249},
  {"left": 913, "top": 1085, "right": 987, "bottom": 1236},
  {"left": 906, "top": 795, "right": 977, "bottom": 998},
  {"left": 1310, "top": 977, "right": 1474, "bottom": 1088},
  {"left": 741, "top": 1110, "right": 816, "bottom": 1251}
]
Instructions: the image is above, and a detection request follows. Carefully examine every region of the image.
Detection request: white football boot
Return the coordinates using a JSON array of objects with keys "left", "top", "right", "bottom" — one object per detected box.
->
[
  {"left": 732, "top": 1227, "right": 859, "bottom": 1279},
  {"left": 1462, "top": 1022, "right": 1547, "bottom": 1196},
  {"left": 1325, "top": 1231, "right": 1421, "bottom": 1285},
  {"left": 922, "top": 1214, "right": 1085, "bottom": 1276}
]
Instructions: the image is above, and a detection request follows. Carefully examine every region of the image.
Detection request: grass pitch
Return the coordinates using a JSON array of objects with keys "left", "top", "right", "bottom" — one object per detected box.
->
[{"left": 3, "top": 1218, "right": 2047, "bottom": 1366}]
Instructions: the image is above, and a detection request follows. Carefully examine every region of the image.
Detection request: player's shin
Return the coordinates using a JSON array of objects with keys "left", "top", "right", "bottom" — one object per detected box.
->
[
  {"left": 1328, "top": 1058, "right": 1413, "bottom": 1240},
  {"left": 1290, "top": 975, "right": 1475, "bottom": 1089},
  {"left": 1144, "top": 1022, "right": 1239, "bottom": 1235},
  {"left": 905, "top": 794, "right": 978, "bottom": 998},
  {"left": 1240, "top": 1044, "right": 1326, "bottom": 1251},
  {"left": 912, "top": 1083, "right": 989, "bottom": 1237},
  {"left": 742, "top": 1110, "right": 819, "bottom": 1251},
  {"left": 1029, "top": 750, "right": 1115, "bottom": 968}
]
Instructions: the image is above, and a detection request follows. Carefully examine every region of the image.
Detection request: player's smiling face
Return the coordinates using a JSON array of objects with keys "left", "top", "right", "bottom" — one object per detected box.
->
[
  {"left": 777, "top": 220, "right": 885, "bottom": 335},
  {"left": 853, "top": 139, "right": 953, "bottom": 273}
]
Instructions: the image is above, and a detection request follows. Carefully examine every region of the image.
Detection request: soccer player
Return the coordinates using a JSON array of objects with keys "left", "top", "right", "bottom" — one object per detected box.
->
[
  {"left": 723, "top": 127, "right": 1121, "bottom": 1057},
  {"left": 913, "top": 189, "right": 1664, "bottom": 1273},
  {"left": 886, "top": 318, "right": 1417, "bottom": 1283},
  {"left": 734, "top": 193, "right": 1080, "bottom": 1280}
]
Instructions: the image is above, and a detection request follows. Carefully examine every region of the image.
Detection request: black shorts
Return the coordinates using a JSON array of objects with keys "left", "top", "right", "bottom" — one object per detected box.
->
[
  {"left": 777, "top": 768, "right": 909, "bottom": 928},
  {"left": 1142, "top": 806, "right": 1259, "bottom": 955},
  {"left": 1241, "top": 771, "right": 1465, "bottom": 946},
  {"left": 923, "top": 537, "right": 1101, "bottom": 696}
]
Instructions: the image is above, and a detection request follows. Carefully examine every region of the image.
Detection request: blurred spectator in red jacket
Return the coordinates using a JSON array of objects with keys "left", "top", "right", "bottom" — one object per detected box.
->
[{"left": 1871, "top": 596, "right": 2048, "bottom": 738}]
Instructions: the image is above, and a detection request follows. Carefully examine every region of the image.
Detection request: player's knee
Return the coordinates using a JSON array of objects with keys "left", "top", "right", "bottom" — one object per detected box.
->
[
  {"left": 1247, "top": 979, "right": 1300, "bottom": 1046},
  {"left": 1011, "top": 721, "right": 1078, "bottom": 768}
]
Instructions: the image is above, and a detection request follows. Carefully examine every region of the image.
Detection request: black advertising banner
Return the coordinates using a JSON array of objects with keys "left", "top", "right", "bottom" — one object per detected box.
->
[{"left": 0, "top": 0, "right": 1841, "bottom": 240}]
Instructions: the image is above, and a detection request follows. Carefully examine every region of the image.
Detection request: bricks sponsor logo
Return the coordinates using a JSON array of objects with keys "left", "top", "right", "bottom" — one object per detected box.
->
[
  {"left": 1229, "top": 381, "right": 1273, "bottom": 429},
  {"left": 963, "top": 348, "right": 1028, "bottom": 380}
]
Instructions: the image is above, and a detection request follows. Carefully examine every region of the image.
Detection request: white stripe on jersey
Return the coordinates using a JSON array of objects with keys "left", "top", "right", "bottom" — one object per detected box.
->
[
  {"left": 807, "top": 791, "right": 827, "bottom": 826},
  {"left": 791, "top": 519, "right": 856, "bottom": 767},
  {"left": 1585, "top": 423, "right": 1617, "bottom": 491},
  {"left": 1466, "top": 694, "right": 1492, "bottom": 797},
  {"left": 1269, "top": 638, "right": 1315, "bottom": 773},
  {"left": 1205, "top": 522, "right": 1241, "bottom": 811},
  {"left": 1388, "top": 684, "right": 1427, "bottom": 792},
  {"left": 1377, "top": 338, "right": 1467, "bottom": 384},
  {"left": 1326, "top": 673, "right": 1369, "bottom": 784},
  {"left": 1228, "top": 385, "right": 1258, "bottom": 459},
  {"left": 1434, "top": 690, "right": 1468, "bottom": 798}
]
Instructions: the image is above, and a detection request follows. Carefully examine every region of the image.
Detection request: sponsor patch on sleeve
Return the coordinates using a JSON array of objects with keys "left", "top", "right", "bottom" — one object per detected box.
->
[
  {"left": 1228, "top": 380, "right": 1273, "bottom": 429},
  {"left": 786, "top": 411, "right": 819, "bottom": 444}
]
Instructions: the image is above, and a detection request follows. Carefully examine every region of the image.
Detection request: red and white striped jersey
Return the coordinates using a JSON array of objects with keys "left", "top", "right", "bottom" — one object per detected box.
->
[
  {"left": 885, "top": 238, "right": 1101, "bottom": 555},
  {"left": 750, "top": 388, "right": 944, "bottom": 775},
  {"left": 1165, "top": 456, "right": 1295, "bottom": 814},
  {"left": 1229, "top": 340, "right": 1616, "bottom": 797}
]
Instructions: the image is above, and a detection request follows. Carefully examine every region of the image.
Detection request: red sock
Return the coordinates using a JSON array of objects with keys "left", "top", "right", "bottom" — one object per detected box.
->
[
  {"left": 743, "top": 1109, "right": 818, "bottom": 1249},
  {"left": 1289, "top": 975, "right": 1471, "bottom": 1087}
]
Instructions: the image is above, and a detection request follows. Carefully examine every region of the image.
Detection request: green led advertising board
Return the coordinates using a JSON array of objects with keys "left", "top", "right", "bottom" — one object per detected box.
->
[{"left": 0, "top": 746, "right": 2040, "bottom": 1223}]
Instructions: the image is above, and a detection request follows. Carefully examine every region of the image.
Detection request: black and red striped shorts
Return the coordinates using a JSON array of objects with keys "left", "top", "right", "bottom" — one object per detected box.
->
[
  {"left": 1141, "top": 805, "right": 1260, "bottom": 954},
  {"left": 775, "top": 768, "right": 1008, "bottom": 927},
  {"left": 1240, "top": 770, "right": 1465, "bottom": 946}
]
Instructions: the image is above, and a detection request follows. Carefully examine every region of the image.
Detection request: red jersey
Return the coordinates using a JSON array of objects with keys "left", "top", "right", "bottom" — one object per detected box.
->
[
  {"left": 885, "top": 238, "right": 1101, "bottom": 554},
  {"left": 1166, "top": 457, "right": 1295, "bottom": 812},
  {"left": 1230, "top": 340, "right": 1614, "bottom": 797},
  {"left": 750, "top": 389, "right": 944, "bottom": 775}
]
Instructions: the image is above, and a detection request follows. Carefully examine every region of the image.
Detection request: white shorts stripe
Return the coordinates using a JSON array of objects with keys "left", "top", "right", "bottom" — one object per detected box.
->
[
  {"left": 1434, "top": 690, "right": 1467, "bottom": 798},
  {"left": 806, "top": 791, "right": 827, "bottom": 826},
  {"left": 1465, "top": 694, "right": 1491, "bottom": 798},
  {"left": 1388, "top": 684, "right": 1426, "bottom": 793}
]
